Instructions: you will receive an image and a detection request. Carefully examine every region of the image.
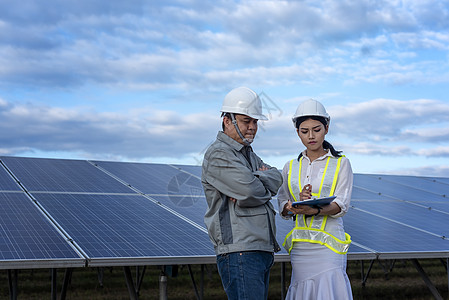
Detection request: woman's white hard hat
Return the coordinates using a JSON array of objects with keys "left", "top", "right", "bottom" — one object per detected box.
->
[
  {"left": 292, "top": 99, "right": 330, "bottom": 127},
  {"left": 220, "top": 87, "right": 268, "bottom": 120}
]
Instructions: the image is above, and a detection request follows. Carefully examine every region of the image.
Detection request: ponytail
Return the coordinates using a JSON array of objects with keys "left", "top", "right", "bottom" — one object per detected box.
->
[{"left": 323, "top": 140, "right": 342, "bottom": 157}]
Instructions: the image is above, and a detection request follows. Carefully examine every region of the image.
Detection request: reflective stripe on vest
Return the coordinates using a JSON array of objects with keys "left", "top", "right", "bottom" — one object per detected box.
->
[{"left": 283, "top": 156, "right": 352, "bottom": 255}]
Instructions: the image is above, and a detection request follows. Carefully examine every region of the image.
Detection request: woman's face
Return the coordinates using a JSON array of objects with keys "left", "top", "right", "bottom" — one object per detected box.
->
[{"left": 296, "top": 118, "right": 328, "bottom": 152}]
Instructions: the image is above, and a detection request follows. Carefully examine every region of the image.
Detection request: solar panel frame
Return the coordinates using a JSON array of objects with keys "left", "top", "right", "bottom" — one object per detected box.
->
[
  {"left": 354, "top": 174, "right": 446, "bottom": 203},
  {"left": 171, "top": 164, "right": 203, "bottom": 178},
  {"left": 0, "top": 192, "right": 85, "bottom": 269},
  {"left": 344, "top": 207, "right": 449, "bottom": 259},
  {"left": 0, "top": 156, "right": 135, "bottom": 194},
  {"left": 1, "top": 155, "right": 448, "bottom": 269},
  {"left": 30, "top": 193, "right": 215, "bottom": 266},
  {"left": 91, "top": 160, "right": 200, "bottom": 196},
  {"left": 409, "top": 201, "right": 449, "bottom": 214},
  {"left": 372, "top": 174, "right": 449, "bottom": 196},
  {"left": 150, "top": 195, "right": 207, "bottom": 229},
  {"left": 352, "top": 199, "right": 449, "bottom": 238},
  {"left": 0, "top": 161, "right": 23, "bottom": 191}
]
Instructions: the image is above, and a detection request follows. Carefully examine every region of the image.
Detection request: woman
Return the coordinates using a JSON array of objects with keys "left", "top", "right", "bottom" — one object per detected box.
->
[{"left": 278, "top": 99, "right": 353, "bottom": 300}]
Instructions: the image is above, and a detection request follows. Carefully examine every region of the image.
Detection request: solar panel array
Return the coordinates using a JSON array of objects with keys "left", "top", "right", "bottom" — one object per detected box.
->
[{"left": 0, "top": 156, "right": 448, "bottom": 269}]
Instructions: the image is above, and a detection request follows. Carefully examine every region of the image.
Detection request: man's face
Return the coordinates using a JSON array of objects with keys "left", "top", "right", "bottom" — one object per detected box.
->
[{"left": 223, "top": 114, "right": 258, "bottom": 144}]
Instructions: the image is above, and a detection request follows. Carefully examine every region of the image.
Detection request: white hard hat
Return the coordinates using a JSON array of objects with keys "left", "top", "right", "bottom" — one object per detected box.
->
[
  {"left": 221, "top": 87, "right": 268, "bottom": 120},
  {"left": 292, "top": 99, "right": 330, "bottom": 126}
]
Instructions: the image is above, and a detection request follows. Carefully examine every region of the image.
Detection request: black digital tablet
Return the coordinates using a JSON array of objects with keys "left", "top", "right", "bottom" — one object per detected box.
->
[{"left": 291, "top": 196, "right": 336, "bottom": 207}]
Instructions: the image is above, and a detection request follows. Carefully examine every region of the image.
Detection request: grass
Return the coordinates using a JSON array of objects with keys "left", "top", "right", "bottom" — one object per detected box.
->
[{"left": 1, "top": 259, "right": 447, "bottom": 299}]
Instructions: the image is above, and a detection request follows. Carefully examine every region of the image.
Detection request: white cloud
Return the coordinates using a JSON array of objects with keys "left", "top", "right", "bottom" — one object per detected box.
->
[
  {"left": 330, "top": 98, "right": 449, "bottom": 140},
  {"left": 401, "top": 127, "right": 449, "bottom": 142},
  {"left": 0, "top": 1, "right": 449, "bottom": 177},
  {"left": 387, "top": 165, "right": 449, "bottom": 177},
  {"left": 0, "top": 99, "right": 220, "bottom": 159},
  {"left": 1, "top": 0, "right": 448, "bottom": 90},
  {"left": 416, "top": 146, "right": 449, "bottom": 157}
]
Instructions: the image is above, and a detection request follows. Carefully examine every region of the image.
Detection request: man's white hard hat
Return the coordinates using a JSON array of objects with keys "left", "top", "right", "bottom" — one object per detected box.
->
[
  {"left": 221, "top": 87, "right": 268, "bottom": 120},
  {"left": 292, "top": 99, "right": 330, "bottom": 127}
]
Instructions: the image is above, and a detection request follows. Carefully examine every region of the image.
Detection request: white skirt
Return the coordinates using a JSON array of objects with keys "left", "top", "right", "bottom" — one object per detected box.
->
[{"left": 285, "top": 242, "right": 353, "bottom": 300}]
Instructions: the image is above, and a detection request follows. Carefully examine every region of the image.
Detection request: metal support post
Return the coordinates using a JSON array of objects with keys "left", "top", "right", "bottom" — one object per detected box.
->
[
  {"left": 188, "top": 265, "right": 201, "bottom": 300},
  {"left": 159, "top": 270, "right": 167, "bottom": 300},
  {"left": 411, "top": 259, "right": 443, "bottom": 300},
  {"left": 51, "top": 268, "right": 57, "bottom": 300},
  {"left": 97, "top": 267, "right": 104, "bottom": 287},
  {"left": 60, "top": 268, "right": 73, "bottom": 300},
  {"left": 200, "top": 264, "right": 204, "bottom": 300},
  {"left": 7, "top": 269, "right": 18, "bottom": 300},
  {"left": 281, "top": 262, "right": 286, "bottom": 299},
  {"left": 136, "top": 265, "right": 147, "bottom": 296},
  {"left": 124, "top": 266, "right": 139, "bottom": 300},
  {"left": 361, "top": 259, "right": 375, "bottom": 286}
]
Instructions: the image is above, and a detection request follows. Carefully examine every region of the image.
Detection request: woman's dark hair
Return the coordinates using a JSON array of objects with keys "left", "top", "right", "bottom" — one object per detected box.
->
[{"left": 295, "top": 115, "right": 342, "bottom": 159}]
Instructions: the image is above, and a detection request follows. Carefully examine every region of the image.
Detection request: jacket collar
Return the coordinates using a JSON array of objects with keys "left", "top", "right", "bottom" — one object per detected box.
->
[{"left": 217, "top": 131, "right": 245, "bottom": 151}]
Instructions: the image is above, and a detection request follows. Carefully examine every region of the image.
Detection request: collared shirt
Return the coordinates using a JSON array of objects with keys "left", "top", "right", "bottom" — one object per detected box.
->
[{"left": 277, "top": 150, "right": 353, "bottom": 219}]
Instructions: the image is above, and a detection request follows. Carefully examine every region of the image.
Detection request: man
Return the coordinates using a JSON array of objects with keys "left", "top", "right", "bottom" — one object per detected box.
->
[{"left": 201, "top": 87, "right": 283, "bottom": 300}]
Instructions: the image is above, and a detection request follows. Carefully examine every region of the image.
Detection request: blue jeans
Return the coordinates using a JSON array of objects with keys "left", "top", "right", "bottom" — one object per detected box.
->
[{"left": 216, "top": 251, "right": 274, "bottom": 300}]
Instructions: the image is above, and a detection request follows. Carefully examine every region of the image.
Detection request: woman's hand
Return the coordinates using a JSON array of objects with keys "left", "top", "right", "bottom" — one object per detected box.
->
[
  {"left": 300, "top": 184, "right": 312, "bottom": 201},
  {"left": 283, "top": 200, "right": 320, "bottom": 216}
]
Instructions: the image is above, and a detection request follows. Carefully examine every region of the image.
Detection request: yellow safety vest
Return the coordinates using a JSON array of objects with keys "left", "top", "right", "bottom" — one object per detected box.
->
[{"left": 283, "top": 156, "right": 352, "bottom": 255}]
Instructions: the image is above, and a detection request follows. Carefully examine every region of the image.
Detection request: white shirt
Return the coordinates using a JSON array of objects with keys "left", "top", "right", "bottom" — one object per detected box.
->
[{"left": 277, "top": 150, "right": 353, "bottom": 219}]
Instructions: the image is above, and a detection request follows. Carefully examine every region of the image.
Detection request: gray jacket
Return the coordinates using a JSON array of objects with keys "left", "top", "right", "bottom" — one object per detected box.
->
[{"left": 202, "top": 131, "right": 283, "bottom": 255}]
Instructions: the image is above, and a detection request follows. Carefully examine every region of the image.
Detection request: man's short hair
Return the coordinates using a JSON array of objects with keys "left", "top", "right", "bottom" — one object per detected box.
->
[{"left": 221, "top": 112, "right": 231, "bottom": 131}]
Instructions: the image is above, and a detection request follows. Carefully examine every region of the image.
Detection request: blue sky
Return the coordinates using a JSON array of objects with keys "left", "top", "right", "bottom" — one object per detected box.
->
[{"left": 0, "top": 0, "right": 449, "bottom": 177}]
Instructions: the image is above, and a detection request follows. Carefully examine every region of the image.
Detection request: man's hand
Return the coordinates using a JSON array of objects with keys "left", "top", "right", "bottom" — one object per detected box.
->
[{"left": 259, "top": 164, "right": 268, "bottom": 171}]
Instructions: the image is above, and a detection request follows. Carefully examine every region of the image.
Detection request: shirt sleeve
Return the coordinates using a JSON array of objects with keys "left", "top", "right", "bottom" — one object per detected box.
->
[
  {"left": 277, "top": 162, "right": 294, "bottom": 220},
  {"left": 252, "top": 161, "right": 283, "bottom": 196},
  {"left": 330, "top": 157, "right": 353, "bottom": 218},
  {"left": 204, "top": 148, "right": 280, "bottom": 208}
]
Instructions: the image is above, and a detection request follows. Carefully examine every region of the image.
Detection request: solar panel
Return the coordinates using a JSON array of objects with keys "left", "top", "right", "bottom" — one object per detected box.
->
[
  {"left": 373, "top": 174, "right": 449, "bottom": 197},
  {"left": 352, "top": 200, "right": 449, "bottom": 238},
  {"left": 92, "top": 160, "right": 203, "bottom": 196},
  {"left": 0, "top": 156, "right": 448, "bottom": 269},
  {"left": 410, "top": 201, "right": 449, "bottom": 214},
  {"left": 171, "top": 164, "right": 203, "bottom": 178},
  {"left": 0, "top": 192, "right": 84, "bottom": 269},
  {"left": 344, "top": 207, "right": 449, "bottom": 259},
  {"left": 151, "top": 195, "right": 206, "bottom": 227},
  {"left": 352, "top": 186, "right": 392, "bottom": 201},
  {"left": 31, "top": 193, "right": 214, "bottom": 266},
  {"left": 374, "top": 175, "right": 449, "bottom": 201},
  {"left": 0, "top": 156, "right": 134, "bottom": 193},
  {"left": 429, "top": 177, "right": 449, "bottom": 185},
  {"left": 354, "top": 173, "right": 445, "bottom": 203},
  {"left": 0, "top": 162, "right": 22, "bottom": 191}
]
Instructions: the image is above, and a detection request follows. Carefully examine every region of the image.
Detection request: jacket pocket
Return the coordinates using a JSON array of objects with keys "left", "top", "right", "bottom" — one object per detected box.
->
[{"left": 234, "top": 205, "right": 267, "bottom": 217}]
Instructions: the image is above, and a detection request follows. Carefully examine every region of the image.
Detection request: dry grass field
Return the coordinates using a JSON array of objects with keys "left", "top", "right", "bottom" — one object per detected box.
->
[{"left": 0, "top": 258, "right": 447, "bottom": 299}]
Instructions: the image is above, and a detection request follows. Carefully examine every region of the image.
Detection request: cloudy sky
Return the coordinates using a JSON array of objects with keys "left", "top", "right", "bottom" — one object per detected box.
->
[{"left": 1, "top": 0, "right": 448, "bottom": 177}]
